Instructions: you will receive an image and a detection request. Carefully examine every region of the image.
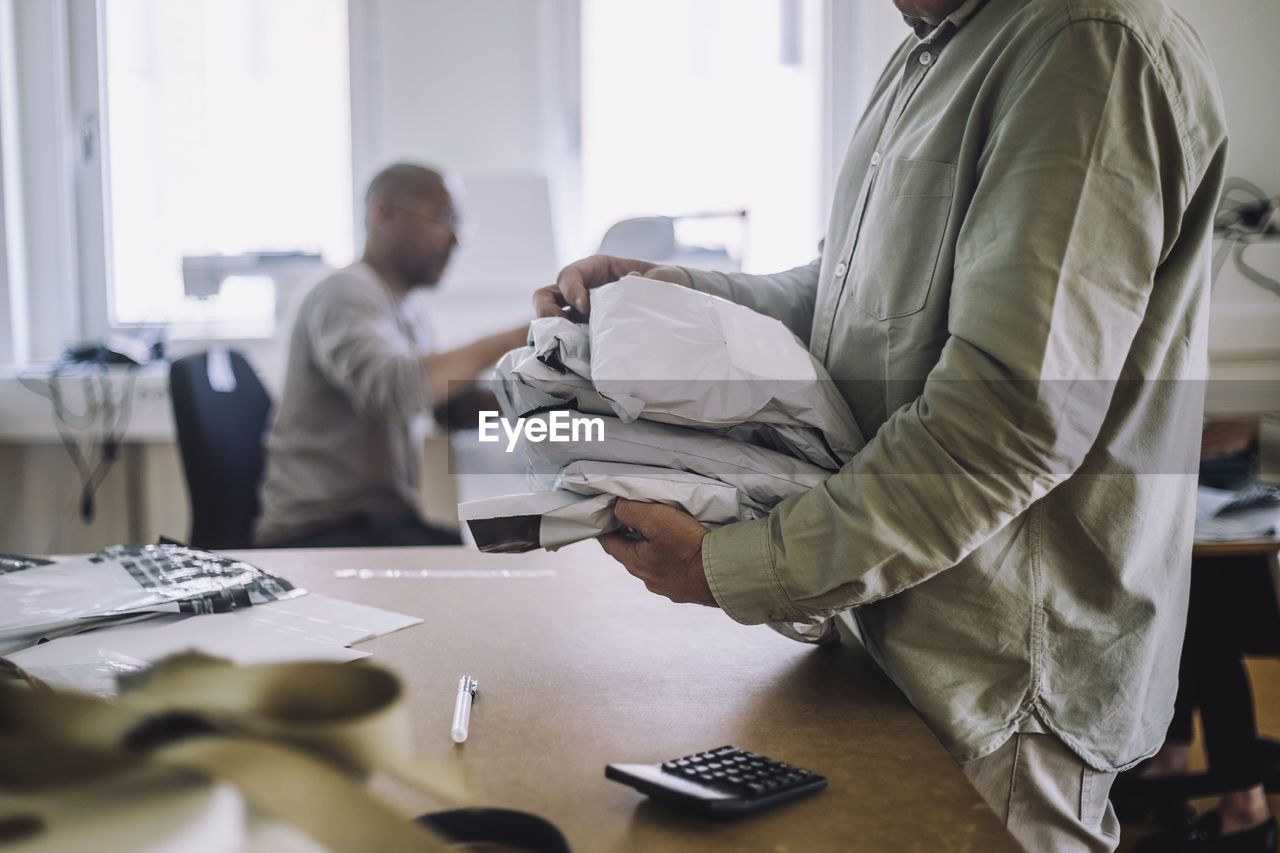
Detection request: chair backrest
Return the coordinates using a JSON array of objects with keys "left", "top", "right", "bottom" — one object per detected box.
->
[
  {"left": 596, "top": 211, "right": 745, "bottom": 271},
  {"left": 168, "top": 350, "right": 273, "bottom": 550},
  {"left": 597, "top": 216, "right": 677, "bottom": 261}
]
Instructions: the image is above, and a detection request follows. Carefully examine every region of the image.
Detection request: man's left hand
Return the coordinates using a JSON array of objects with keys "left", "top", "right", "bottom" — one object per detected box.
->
[{"left": 599, "top": 499, "right": 717, "bottom": 607}]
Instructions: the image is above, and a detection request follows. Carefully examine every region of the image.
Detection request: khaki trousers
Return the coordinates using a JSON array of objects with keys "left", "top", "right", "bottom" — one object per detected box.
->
[{"left": 961, "top": 733, "right": 1121, "bottom": 852}]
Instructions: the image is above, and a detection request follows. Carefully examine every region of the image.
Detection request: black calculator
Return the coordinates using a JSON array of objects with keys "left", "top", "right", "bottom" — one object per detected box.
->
[{"left": 605, "top": 745, "right": 827, "bottom": 815}]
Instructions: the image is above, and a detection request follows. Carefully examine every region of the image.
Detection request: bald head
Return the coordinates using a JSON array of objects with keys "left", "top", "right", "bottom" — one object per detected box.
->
[
  {"left": 364, "top": 163, "right": 447, "bottom": 221},
  {"left": 361, "top": 162, "right": 459, "bottom": 294}
]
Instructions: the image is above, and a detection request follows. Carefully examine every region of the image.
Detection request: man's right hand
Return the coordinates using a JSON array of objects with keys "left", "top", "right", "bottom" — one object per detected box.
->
[{"left": 533, "top": 254, "right": 692, "bottom": 321}]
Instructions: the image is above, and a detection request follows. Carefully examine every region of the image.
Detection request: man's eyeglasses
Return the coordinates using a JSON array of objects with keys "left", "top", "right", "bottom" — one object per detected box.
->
[{"left": 392, "top": 197, "right": 463, "bottom": 233}]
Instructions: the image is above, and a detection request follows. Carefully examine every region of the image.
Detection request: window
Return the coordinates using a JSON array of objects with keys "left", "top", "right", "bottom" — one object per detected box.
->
[
  {"left": 579, "top": 0, "right": 825, "bottom": 273},
  {"left": 99, "top": 0, "right": 351, "bottom": 336}
]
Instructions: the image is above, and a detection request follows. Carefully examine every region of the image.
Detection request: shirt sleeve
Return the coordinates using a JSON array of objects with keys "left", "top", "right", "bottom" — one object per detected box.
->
[
  {"left": 703, "top": 19, "right": 1203, "bottom": 624},
  {"left": 305, "top": 276, "right": 434, "bottom": 419},
  {"left": 680, "top": 258, "right": 822, "bottom": 344}
]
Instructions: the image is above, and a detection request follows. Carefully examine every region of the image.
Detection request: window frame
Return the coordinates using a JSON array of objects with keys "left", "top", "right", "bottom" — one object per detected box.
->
[{"left": 71, "top": 0, "right": 360, "bottom": 348}]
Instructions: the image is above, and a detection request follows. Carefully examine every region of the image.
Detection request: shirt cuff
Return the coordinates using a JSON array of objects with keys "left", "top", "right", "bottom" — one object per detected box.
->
[
  {"left": 702, "top": 518, "right": 807, "bottom": 625},
  {"left": 678, "top": 266, "right": 734, "bottom": 302}
]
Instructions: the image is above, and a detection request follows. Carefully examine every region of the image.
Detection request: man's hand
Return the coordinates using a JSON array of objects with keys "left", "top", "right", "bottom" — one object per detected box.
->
[
  {"left": 421, "top": 323, "right": 529, "bottom": 404},
  {"left": 599, "top": 499, "right": 717, "bottom": 607},
  {"left": 534, "top": 255, "right": 692, "bottom": 321}
]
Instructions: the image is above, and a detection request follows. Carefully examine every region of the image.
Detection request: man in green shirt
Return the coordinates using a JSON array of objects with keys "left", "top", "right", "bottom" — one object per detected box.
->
[{"left": 536, "top": 0, "right": 1227, "bottom": 849}]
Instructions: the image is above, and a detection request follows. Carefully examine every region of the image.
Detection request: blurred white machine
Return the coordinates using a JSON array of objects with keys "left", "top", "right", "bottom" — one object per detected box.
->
[
  {"left": 181, "top": 251, "right": 332, "bottom": 332},
  {"left": 596, "top": 209, "right": 748, "bottom": 272}
]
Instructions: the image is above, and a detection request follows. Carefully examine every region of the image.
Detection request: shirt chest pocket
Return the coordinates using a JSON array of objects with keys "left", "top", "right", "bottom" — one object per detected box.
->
[{"left": 847, "top": 157, "right": 957, "bottom": 320}]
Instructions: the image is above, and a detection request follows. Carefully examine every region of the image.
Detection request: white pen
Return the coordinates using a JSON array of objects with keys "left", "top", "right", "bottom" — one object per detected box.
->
[{"left": 451, "top": 675, "right": 478, "bottom": 743}]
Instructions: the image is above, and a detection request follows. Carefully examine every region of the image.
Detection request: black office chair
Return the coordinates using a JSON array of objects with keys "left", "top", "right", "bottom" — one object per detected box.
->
[{"left": 169, "top": 350, "right": 273, "bottom": 550}]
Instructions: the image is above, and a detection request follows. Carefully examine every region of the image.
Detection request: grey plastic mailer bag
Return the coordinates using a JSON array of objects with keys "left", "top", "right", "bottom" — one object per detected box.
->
[
  {"left": 589, "top": 277, "right": 862, "bottom": 468},
  {"left": 459, "top": 276, "right": 864, "bottom": 553}
]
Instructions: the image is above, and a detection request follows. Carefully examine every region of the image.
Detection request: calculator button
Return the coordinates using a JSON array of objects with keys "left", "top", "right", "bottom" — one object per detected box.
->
[{"left": 623, "top": 745, "right": 827, "bottom": 811}]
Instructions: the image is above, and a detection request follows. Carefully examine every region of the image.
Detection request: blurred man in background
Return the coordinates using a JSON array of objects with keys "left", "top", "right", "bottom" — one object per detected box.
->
[{"left": 256, "top": 163, "right": 527, "bottom": 548}]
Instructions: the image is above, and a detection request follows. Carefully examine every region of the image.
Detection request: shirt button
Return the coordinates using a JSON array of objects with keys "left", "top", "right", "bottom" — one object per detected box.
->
[
  {"left": 870, "top": 151, "right": 881, "bottom": 166},
  {"left": 918, "top": 51, "right": 933, "bottom": 66},
  {"left": 834, "top": 262, "right": 848, "bottom": 277}
]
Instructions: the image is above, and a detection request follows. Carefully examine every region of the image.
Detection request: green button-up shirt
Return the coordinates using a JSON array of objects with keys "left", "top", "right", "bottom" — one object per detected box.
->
[{"left": 686, "top": 0, "right": 1227, "bottom": 771}]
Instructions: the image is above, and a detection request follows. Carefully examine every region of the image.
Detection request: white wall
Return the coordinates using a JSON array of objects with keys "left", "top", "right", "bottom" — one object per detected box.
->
[
  {"left": 1168, "top": 0, "right": 1280, "bottom": 195},
  {"left": 348, "top": 0, "right": 575, "bottom": 346},
  {"left": 350, "top": 0, "right": 576, "bottom": 258},
  {"left": 1165, "top": 0, "right": 1280, "bottom": 410},
  {"left": 356, "top": 1, "right": 558, "bottom": 176}
]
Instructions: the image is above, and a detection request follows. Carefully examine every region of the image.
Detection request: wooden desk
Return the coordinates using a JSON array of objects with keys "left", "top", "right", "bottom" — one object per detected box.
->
[
  {"left": 1193, "top": 538, "right": 1280, "bottom": 559},
  {"left": 238, "top": 544, "right": 1016, "bottom": 852}
]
